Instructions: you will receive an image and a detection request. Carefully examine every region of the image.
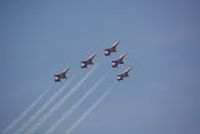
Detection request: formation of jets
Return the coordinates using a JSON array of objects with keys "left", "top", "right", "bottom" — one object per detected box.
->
[{"left": 54, "top": 41, "right": 132, "bottom": 82}]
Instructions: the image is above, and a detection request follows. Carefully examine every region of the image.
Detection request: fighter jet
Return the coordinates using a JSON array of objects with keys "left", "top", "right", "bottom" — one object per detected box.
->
[
  {"left": 117, "top": 67, "right": 131, "bottom": 81},
  {"left": 112, "top": 53, "right": 127, "bottom": 68},
  {"left": 81, "top": 53, "right": 97, "bottom": 68},
  {"left": 104, "top": 41, "right": 119, "bottom": 56},
  {"left": 54, "top": 67, "right": 69, "bottom": 82}
]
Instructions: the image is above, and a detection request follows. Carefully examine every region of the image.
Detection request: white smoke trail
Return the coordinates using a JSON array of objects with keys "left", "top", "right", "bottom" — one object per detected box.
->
[
  {"left": 66, "top": 86, "right": 113, "bottom": 134},
  {"left": 1, "top": 87, "right": 50, "bottom": 134},
  {"left": 26, "top": 65, "right": 98, "bottom": 134},
  {"left": 45, "top": 73, "right": 108, "bottom": 134},
  {"left": 14, "top": 76, "right": 75, "bottom": 134}
]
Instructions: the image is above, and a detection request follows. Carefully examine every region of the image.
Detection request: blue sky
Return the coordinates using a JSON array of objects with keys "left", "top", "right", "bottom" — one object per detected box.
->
[{"left": 1, "top": 0, "right": 200, "bottom": 134}]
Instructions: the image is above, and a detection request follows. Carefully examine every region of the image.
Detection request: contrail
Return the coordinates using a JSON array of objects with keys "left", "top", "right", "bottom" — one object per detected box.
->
[
  {"left": 45, "top": 73, "right": 108, "bottom": 134},
  {"left": 66, "top": 86, "right": 113, "bottom": 134},
  {"left": 0, "top": 87, "right": 50, "bottom": 134},
  {"left": 14, "top": 76, "right": 75, "bottom": 134},
  {"left": 26, "top": 65, "right": 98, "bottom": 134}
]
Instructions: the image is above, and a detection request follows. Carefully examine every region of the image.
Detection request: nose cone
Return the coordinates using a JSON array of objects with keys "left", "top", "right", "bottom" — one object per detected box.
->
[
  {"left": 122, "top": 53, "right": 127, "bottom": 58},
  {"left": 113, "top": 41, "right": 120, "bottom": 46}
]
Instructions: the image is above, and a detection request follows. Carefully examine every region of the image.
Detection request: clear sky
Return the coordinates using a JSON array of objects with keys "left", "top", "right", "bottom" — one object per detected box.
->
[{"left": 1, "top": 0, "right": 200, "bottom": 134}]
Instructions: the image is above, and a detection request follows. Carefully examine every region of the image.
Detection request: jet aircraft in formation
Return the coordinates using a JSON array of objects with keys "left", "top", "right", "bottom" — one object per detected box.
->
[
  {"left": 54, "top": 67, "right": 69, "bottom": 82},
  {"left": 104, "top": 41, "right": 119, "bottom": 56},
  {"left": 111, "top": 53, "right": 127, "bottom": 68},
  {"left": 80, "top": 53, "right": 97, "bottom": 68},
  {"left": 117, "top": 67, "right": 131, "bottom": 81},
  {"left": 54, "top": 41, "right": 132, "bottom": 82}
]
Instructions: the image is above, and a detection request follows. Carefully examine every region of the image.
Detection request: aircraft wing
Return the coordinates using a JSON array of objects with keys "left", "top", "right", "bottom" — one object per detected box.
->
[
  {"left": 105, "top": 48, "right": 109, "bottom": 51},
  {"left": 54, "top": 74, "right": 60, "bottom": 77},
  {"left": 81, "top": 60, "right": 87, "bottom": 63},
  {"left": 117, "top": 74, "right": 123, "bottom": 77}
]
